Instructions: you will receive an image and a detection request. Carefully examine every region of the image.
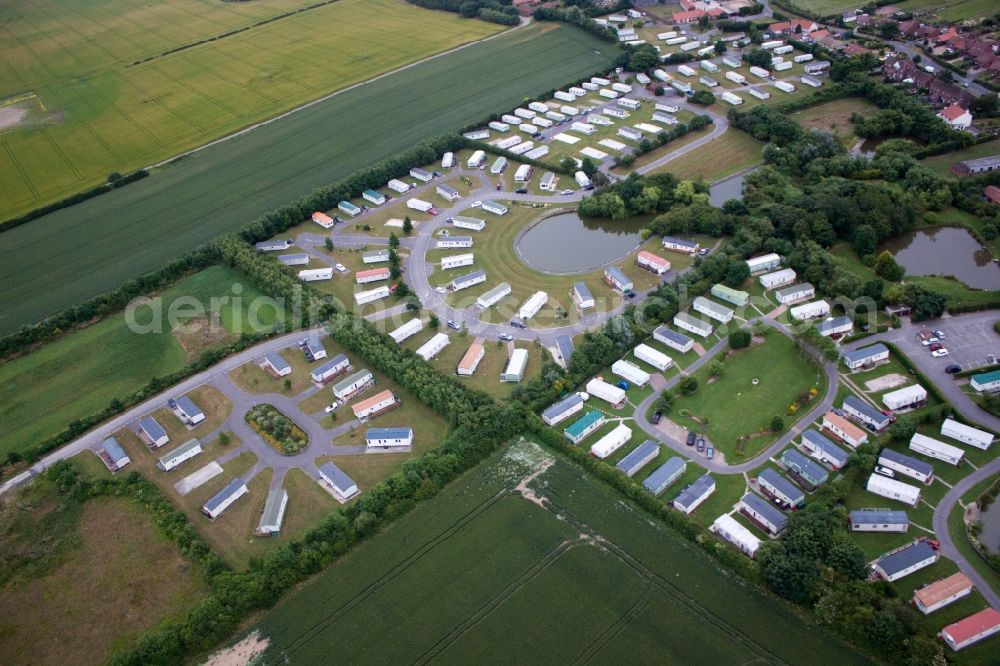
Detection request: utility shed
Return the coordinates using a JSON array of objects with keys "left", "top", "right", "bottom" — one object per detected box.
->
[
  {"left": 616, "top": 440, "right": 659, "bottom": 477},
  {"left": 711, "top": 514, "right": 761, "bottom": 558},
  {"left": 913, "top": 573, "right": 973, "bottom": 614},
  {"left": 201, "top": 479, "right": 248, "bottom": 520},
  {"left": 849, "top": 509, "right": 909, "bottom": 532},
  {"left": 673, "top": 473, "right": 715, "bottom": 515},
  {"left": 940, "top": 418, "right": 993, "bottom": 450},
  {"left": 256, "top": 488, "right": 288, "bottom": 536},
  {"left": 739, "top": 492, "right": 788, "bottom": 535},
  {"left": 643, "top": 457, "right": 686, "bottom": 496},
  {"left": 872, "top": 540, "right": 938, "bottom": 582}
]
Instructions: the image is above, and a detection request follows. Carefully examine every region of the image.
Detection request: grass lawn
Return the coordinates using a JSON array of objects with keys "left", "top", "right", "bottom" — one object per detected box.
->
[
  {"left": 647, "top": 128, "right": 763, "bottom": 183},
  {"left": 0, "top": 22, "right": 622, "bottom": 335},
  {"left": 669, "top": 331, "right": 826, "bottom": 462},
  {"left": 0, "top": 266, "right": 276, "bottom": 463},
  {"left": 948, "top": 476, "right": 1000, "bottom": 599},
  {"left": 230, "top": 347, "right": 318, "bottom": 397},
  {"left": 0, "top": 485, "right": 207, "bottom": 665},
  {"left": 920, "top": 138, "right": 1000, "bottom": 177},
  {"left": 0, "top": 0, "right": 504, "bottom": 220},
  {"left": 412, "top": 334, "right": 549, "bottom": 400},
  {"left": 790, "top": 97, "right": 878, "bottom": 148}
]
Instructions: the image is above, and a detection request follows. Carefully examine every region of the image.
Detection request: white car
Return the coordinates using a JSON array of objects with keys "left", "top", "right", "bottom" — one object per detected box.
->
[
  {"left": 931, "top": 349, "right": 949, "bottom": 358},
  {"left": 560, "top": 189, "right": 574, "bottom": 195},
  {"left": 335, "top": 263, "right": 348, "bottom": 273},
  {"left": 471, "top": 201, "right": 482, "bottom": 208},
  {"left": 324, "top": 401, "right": 340, "bottom": 414},
  {"left": 921, "top": 337, "right": 939, "bottom": 346},
  {"left": 435, "top": 286, "right": 447, "bottom": 294}
]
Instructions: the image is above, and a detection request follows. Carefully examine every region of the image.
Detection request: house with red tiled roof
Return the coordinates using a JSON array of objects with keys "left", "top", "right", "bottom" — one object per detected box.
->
[
  {"left": 898, "top": 20, "right": 920, "bottom": 37},
  {"left": 843, "top": 44, "right": 871, "bottom": 57},
  {"left": 673, "top": 9, "right": 706, "bottom": 23},
  {"left": 808, "top": 29, "right": 830, "bottom": 42},
  {"left": 985, "top": 186, "right": 1000, "bottom": 205},
  {"left": 768, "top": 19, "right": 817, "bottom": 35},
  {"left": 929, "top": 79, "right": 975, "bottom": 107},
  {"left": 938, "top": 104, "right": 972, "bottom": 130},
  {"left": 936, "top": 27, "right": 958, "bottom": 44}
]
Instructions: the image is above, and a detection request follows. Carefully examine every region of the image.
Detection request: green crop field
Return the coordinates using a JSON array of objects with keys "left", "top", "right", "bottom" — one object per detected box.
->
[
  {"left": 0, "top": 0, "right": 503, "bottom": 219},
  {"left": 0, "top": 265, "right": 279, "bottom": 461},
  {"left": 0, "top": 23, "right": 621, "bottom": 336},
  {"left": 239, "top": 441, "right": 869, "bottom": 664}
]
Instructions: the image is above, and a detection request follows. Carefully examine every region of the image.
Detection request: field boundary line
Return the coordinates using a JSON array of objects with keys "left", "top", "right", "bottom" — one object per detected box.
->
[
  {"left": 39, "top": 129, "right": 84, "bottom": 181},
  {"left": 2, "top": 138, "right": 39, "bottom": 200},
  {"left": 119, "top": 73, "right": 206, "bottom": 135},
  {"left": 269, "top": 487, "right": 513, "bottom": 662},
  {"left": 573, "top": 581, "right": 654, "bottom": 665},
  {"left": 151, "top": 64, "right": 245, "bottom": 121},
  {"left": 144, "top": 21, "right": 528, "bottom": 172}
]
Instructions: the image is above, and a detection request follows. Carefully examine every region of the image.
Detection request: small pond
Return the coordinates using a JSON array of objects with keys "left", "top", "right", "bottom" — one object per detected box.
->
[
  {"left": 979, "top": 498, "right": 1000, "bottom": 555},
  {"left": 881, "top": 226, "right": 1000, "bottom": 291},
  {"left": 709, "top": 173, "right": 745, "bottom": 208},
  {"left": 516, "top": 212, "right": 646, "bottom": 273}
]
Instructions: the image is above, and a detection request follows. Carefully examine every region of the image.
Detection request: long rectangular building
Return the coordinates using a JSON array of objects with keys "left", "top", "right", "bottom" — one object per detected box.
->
[
  {"left": 914, "top": 573, "right": 973, "bottom": 614},
  {"left": 910, "top": 433, "right": 964, "bottom": 465},
  {"left": 940, "top": 608, "right": 1000, "bottom": 651},
  {"left": 541, "top": 393, "right": 585, "bottom": 426},
  {"left": 842, "top": 343, "right": 889, "bottom": 370},
  {"left": 616, "top": 440, "right": 659, "bottom": 477},
  {"left": 653, "top": 326, "right": 693, "bottom": 353},
  {"left": 711, "top": 514, "right": 761, "bottom": 558},
  {"left": 739, "top": 492, "right": 788, "bottom": 535},
  {"left": 849, "top": 509, "right": 908, "bottom": 532},
  {"left": 872, "top": 540, "right": 938, "bottom": 582},
  {"left": 940, "top": 418, "right": 993, "bottom": 450},
  {"left": 758, "top": 467, "right": 805, "bottom": 508},
  {"left": 643, "top": 457, "right": 686, "bottom": 496},
  {"left": 564, "top": 410, "right": 605, "bottom": 445},
  {"left": 878, "top": 448, "right": 934, "bottom": 484},
  {"left": 673, "top": 473, "right": 715, "bottom": 515},
  {"left": 842, "top": 395, "right": 891, "bottom": 432}
]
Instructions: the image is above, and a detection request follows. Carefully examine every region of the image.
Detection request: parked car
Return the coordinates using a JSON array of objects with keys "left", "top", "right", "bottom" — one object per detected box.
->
[
  {"left": 988, "top": 354, "right": 998, "bottom": 365},
  {"left": 472, "top": 201, "right": 482, "bottom": 207},
  {"left": 428, "top": 208, "right": 439, "bottom": 216},
  {"left": 334, "top": 216, "right": 344, "bottom": 224},
  {"left": 698, "top": 248, "right": 710, "bottom": 256},
  {"left": 686, "top": 432, "right": 696, "bottom": 446},
  {"left": 922, "top": 337, "right": 940, "bottom": 346},
  {"left": 945, "top": 364, "right": 962, "bottom": 374},
  {"left": 510, "top": 319, "right": 527, "bottom": 329},
  {"left": 652, "top": 411, "right": 662, "bottom": 425},
  {"left": 335, "top": 263, "right": 347, "bottom": 273},
  {"left": 616, "top": 380, "right": 630, "bottom": 391},
  {"left": 324, "top": 401, "right": 340, "bottom": 414},
  {"left": 499, "top": 333, "right": 514, "bottom": 341},
  {"left": 496, "top": 183, "right": 502, "bottom": 190},
  {"left": 875, "top": 466, "right": 895, "bottom": 478},
  {"left": 929, "top": 342, "right": 943, "bottom": 352},
  {"left": 933, "top": 330, "right": 945, "bottom": 339},
  {"left": 515, "top": 188, "right": 528, "bottom": 194},
  {"left": 931, "top": 349, "right": 949, "bottom": 358},
  {"left": 706, "top": 447, "right": 715, "bottom": 460},
  {"left": 447, "top": 319, "right": 461, "bottom": 331},
  {"left": 696, "top": 438, "right": 706, "bottom": 452},
  {"left": 560, "top": 189, "right": 574, "bottom": 195},
  {"left": 446, "top": 217, "right": 454, "bottom": 224},
  {"left": 624, "top": 290, "right": 636, "bottom": 299},
  {"left": 433, "top": 171, "right": 442, "bottom": 177}
]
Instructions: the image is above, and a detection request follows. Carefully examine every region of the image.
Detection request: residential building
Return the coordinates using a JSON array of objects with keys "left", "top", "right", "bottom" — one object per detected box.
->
[
  {"left": 654, "top": 326, "right": 693, "bottom": 353},
  {"left": 800, "top": 429, "right": 849, "bottom": 470},
  {"left": 170, "top": 396, "right": 205, "bottom": 426},
  {"left": 842, "top": 343, "right": 889, "bottom": 370},
  {"left": 612, "top": 359, "right": 650, "bottom": 387},
  {"left": 637, "top": 251, "right": 671, "bottom": 275},
  {"left": 693, "top": 296, "right": 734, "bottom": 323},
  {"left": 585, "top": 377, "right": 627, "bottom": 408},
  {"left": 389, "top": 318, "right": 423, "bottom": 344},
  {"left": 352, "top": 389, "right": 397, "bottom": 420},
  {"left": 616, "top": 440, "right": 659, "bottom": 477},
  {"left": 940, "top": 608, "right": 1000, "bottom": 651},
  {"left": 354, "top": 286, "right": 391, "bottom": 305},
  {"left": 255, "top": 239, "right": 292, "bottom": 252},
  {"left": 501, "top": 348, "right": 529, "bottom": 383},
  {"left": 882, "top": 384, "right": 928, "bottom": 411},
  {"left": 452, "top": 215, "right": 486, "bottom": 231},
  {"left": 362, "top": 249, "right": 390, "bottom": 264},
  {"left": 310, "top": 354, "right": 350, "bottom": 384},
  {"left": 477, "top": 282, "right": 511, "bottom": 309},
  {"left": 541, "top": 393, "right": 585, "bottom": 427},
  {"left": 441, "top": 253, "right": 474, "bottom": 270},
  {"left": 201, "top": 479, "right": 248, "bottom": 519},
  {"left": 910, "top": 433, "right": 964, "bottom": 465},
  {"left": 823, "top": 411, "right": 869, "bottom": 448},
  {"left": 363, "top": 189, "right": 386, "bottom": 206},
  {"left": 572, "top": 282, "right": 595, "bottom": 310},
  {"left": 914, "top": 573, "right": 973, "bottom": 614},
  {"left": 298, "top": 267, "right": 334, "bottom": 282},
  {"left": 816, "top": 316, "right": 853, "bottom": 338},
  {"left": 644, "top": 457, "right": 686, "bottom": 496},
  {"left": 969, "top": 369, "right": 1000, "bottom": 393},
  {"left": 849, "top": 509, "right": 909, "bottom": 532},
  {"left": 139, "top": 417, "right": 169, "bottom": 448},
  {"left": 866, "top": 473, "right": 921, "bottom": 507},
  {"left": 938, "top": 104, "right": 972, "bottom": 130},
  {"left": 842, "top": 395, "right": 891, "bottom": 432},
  {"left": 879, "top": 448, "right": 934, "bottom": 484},
  {"left": 332, "top": 369, "right": 374, "bottom": 401},
  {"left": 319, "top": 461, "right": 360, "bottom": 500},
  {"left": 409, "top": 167, "right": 433, "bottom": 182},
  {"left": 256, "top": 488, "right": 288, "bottom": 536},
  {"left": 457, "top": 343, "right": 485, "bottom": 376},
  {"left": 673, "top": 312, "right": 713, "bottom": 337},
  {"left": 564, "top": 410, "right": 605, "bottom": 445},
  {"left": 517, "top": 291, "right": 548, "bottom": 321},
  {"left": 634, "top": 344, "right": 671, "bottom": 372},
  {"left": 873, "top": 540, "right": 938, "bottom": 582},
  {"left": 940, "top": 418, "right": 994, "bottom": 450},
  {"left": 277, "top": 253, "right": 309, "bottom": 266},
  {"left": 387, "top": 179, "right": 410, "bottom": 194},
  {"left": 746, "top": 253, "right": 781, "bottom": 274},
  {"left": 661, "top": 236, "right": 699, "bottom": 254},
  {"left": 711, "top": 284, "right": 749, "bottom": 307},
  {"left": 590, "top": 423, "right": 632, "bottom": 459},
  {"left": 781, "top": 448, "right": 829, "bottom": 487},
  {"left": 759, "top": 268, "right": 797, "bottom": 289},
  {"left": 482, "top": 200, "right": 508, "bottom": 216},
  {"left": 355, "top": 267, "right": 390, "bottom": 285},
  {"left": 416, "top": 332, "right": 450, "bottom": 361},
  {"left": 603, "top": 266, "right": 633, "bottom": 292},
  {"left": 338, "top": 201, "right": 361, "bottom": 217},
  {"left": 711, "top": 514, "right": 761, "bottom": 558},
  {"left": 758, "top": 467, "right": 805, "bottom": 508},
  {"left": 673, "top": 473, "right": 716, "bottom": 514},
  {"left": 98, "top": 437, "right": 131, "bottom": 472},
  {"left": 157, "top": 438, "right": 203, "bottom": 472},
  {"left": 451, "top": 270, "right": 487, "bottom": 292},
  {"left": 739, "top": 492, "right": 788, "bottom": 535},
  {"left": 365, "top": 427, "right": 413, "bottom": 450},
  {"left": 311, "top": 212, "right": 334, "bottom": 228},
  {"left": 436, "top": 184, "right": 460, "bottom": 201}
]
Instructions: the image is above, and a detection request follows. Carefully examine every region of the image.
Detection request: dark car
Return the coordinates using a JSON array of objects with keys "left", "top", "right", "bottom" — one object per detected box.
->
[
  {"left": 624, "top": 290, "right": 636, "bottom": 299},
  {"left": 706, "top": 447, "right": 715, "bottom": 460},
  {"left": 929, "top": 342, "right": 943, "bottom": 352},
  {"left": 510, "top": 319, "right": 527, "bottom": 329},
  {"left": 686, "top": 432, "right": 696, "bottom": 446},
  {"left": 515, "top": 188, "right": 528, "bottom": 194},
  {"left": 616, "top": 380, "right": 630, "bottom": 391},
  {"left": 652, "top": 411, "right": 662, "bottom": 425},
  {"left": 945, "top": 364, "right": 962, "bottom": 374}
]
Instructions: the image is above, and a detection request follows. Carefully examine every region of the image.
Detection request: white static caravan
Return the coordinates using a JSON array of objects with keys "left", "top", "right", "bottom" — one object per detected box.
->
[
  {"left": 761, "top": 40, "right": 783, "bottom": 50},
  {"left": 611, "top": 82, "right": 632, "bottom": 94},
  {"left": 599, "top": 89, "right": 619, "bottom": 100},
  {"left": 508, "top": 142, "right": 535, "bottom": 156},
  {"left": 416, "top": 333, "right": 450, "bottom": 362},
  {"left": 749, "top": 66, "right": 771, "bottom": 79},
  {"left": 697, "top": 46, "right": 715, "bottom": 57},
  {"left": 354, "top": 285, "right": 390, "bottom": 306},
  {"left": 775, "top": 283, "right": 814, "bottom": 304},
  {"left": 453, "top": 216, "right": 485, "bottom": 232},
  {"left": 571, "top": 121, "right": 597, "bottom": 136},
  {"left": 533, "top": 117, "right": 553, "bottom": 129},
  {"left": 775, "top": 81, "right": 796, "bottom": 93},
  {"left": 582, "top": 81, "right": 599, "bottom": 91},
  {"left": 540, "top": 172, "right": 557, "bottom": 191},
  {"left": 436, "top": 183, "right": 460, "bottom": 201},
  {"left": 586, "top": 377, "right": 627, "bottom": 409},
  {"left": 759, "top": 268, "right": 797, "bottom": 289},
  {"left": 518, "top": 291, "right": 548, "bottom": 321},
  {"left": 746, "top": 252, "right": 781, "bottom": 273},
  {"left": 749, "top": 87, "right": 771, "bottom": 100},
  {"left": 490, "top": 156, "right": 508, "bottom": 174},
  {"left": 658, "top": 31, "right": 678, "bottom": 40},
  {"left": 654, "top": 326, "right": 694, "bottom": 353},
  {"left": 157, "top": 439, "right": 203, "bottom": 472},
  {"left": 882, "top": 384, "right": 928, "bottom": 411},
  {"left": 940, "top": 419, "right": 994, "bottom": 450},
  {"left": 488, "top": 121, "right": 510, "bottom": 133},
  {"left": 721, "top": 91, "right": 745, "bottom": 106},
  {"left": 310, "top": 354, "right": 350, "bottom": 384},
  {"left": 517, "top": 123, "right": 538, "bottom": 135},
  {"left": 546, "top": 111, "right": 566, "bottom": 122},
  {"left": 722, "top": 56, "right": 741, "bottom": 68},
  {"left": 910, "top": 433, "right": 964, "bottom": 465},
  {"left": 677, "top": 65, "right": 696, "bottom": 77},
  {"left": 441, "top": 152, "right": 455, "bottom": 168},
  {"left": 569, "top": 86, "right": 587, "bottom": 97},
  {"left": 463, "top": 128, "right": 489, "bottom": 140},
  {"left": 528, "top": 101, "right": 549, "bottom": 113},
  {"left": 575, "top": 171, "right": 592, "bottom": 188},
  {"left": 913, "top": 573, "right": 974, "bottom": 615},
  {"left": 441, "top": 253, "right": 475, "bottom": 270},
  {"left": 789, "top": 300, "right": 830, "bottom": 321},
  {"left": 665, "top": 36, "right": 687, "bottom": 46},
  {"left": 711, "top": 514, "right": 761, "bottom": 558},
  {"left": 617, "top": 98, "right": 640, "bottom": 110},
  {"left": 801, "top": 75, "right": 822, "bottom": 88},
  {"left": 587, "top": 114, "right": 612, "bottom": 126},
  {"left": 700, "top": 60, "right": 719, "bottom": 73},
  {"left": 501, "top": 348, "right": 529, "bottom": 383},
  {"left": 653, "top": 70, "right": 672, "bottom": 83},
  {"left": 591, "top": 76, "right": 611, "bottom": 86},
  {"left": 878, "top": 449, "right": 935, "bottom": 484},
  {"left": 514, "top": 164, "right": 534, "bottom": 183},
  {"left": 543, "top": 393, "right": 586, "bottom": 427},
  {"left": 467, "top": 150, "right": 487, "bottom": 168},
  {"left": 457, "top": 343, "right": 485, "bottom": 376},
  {"left": 635, "top": 73, "right": 651, "bottom": 85},
  {"left": 866, "top": 474, "right": 921, "bottom": 507},
  {"left": 612, "top": 359, "right": 650, "bottom": 387},
  {"left": 680, "top": 41, "right": 700, "bottom": 52},
  {"left": 774, "top": 45, "right": 793, "bottom": 55},
  {"left": 355, "top": 267, "right": 390, "bottom": 285},
  {"left": 618, "top": 127, "right": 643, "bottom": 142},
  {"left": 437, "top": 236, "right": 473, "bottom": 249},
  {"left": 572, "top": 282, "right": 595, "bottom": 310},
  {"left": 477, "top": 282, "right": 511, "bottom": 309},
  {"left": 590, "top": 423, "right": 632, "bottom": 459},
  {"left": 362, "top": 190, "right": 386, "bottom": 206},
  {"left": 725, "top": 71, "right": 747, "bottom": 85},
  {"left": 673, "top": 312, "right": 713, "bottom": 338},
  {"left": 559, "top": 105, "right": 579, "bottom": 116},
  {"left": 793, "top": 53, "right": 814, "bottom": 63},
  {"left": 774, "top": 61, "right": 793, "bottom": 72},
  {"left": 513, "top": 107, "right": 535, "bottom": 119},
  {"left": 501, "top": 114, "right": 520, "bottom": 124},
  {"left": 604, "top": 107, "right": 630, "bottom": 119},
  {"left": 319, "top": 462, "right": 360, "bottom": 501},
  {"left": 692, "top": 296, "right": 734, "bottom": 323},
  {"left": 298, "top": 268, "right": 334, "bottom": 282},
  {"left": 699, "top": 76, "right": 720, "bottom": 88},
  {"left": 365, "top": 427, "right": 413, "bottom": 450},
  {"left": 634, "top": 344, "right": 672, "bottom": 372},
  {"left": 637, "top": 251, "right": 671, "bottom": 275},
  {"left": 256, "top": 488, "right": 289, "bottom": 536},
  {"left": 387, "top": 179, "right": 411, "bottom": 194},
  {"left": 389, "top": 318, "right": 423, "bottom": 344},
  {"left": 332, "top": 369, "right": 374, "bottom": 402},
  {"left": 451, "top": 270, "right": 486, "bottom": 292},
  {"left": 202, "top": 479, "right": 248, "bottom": 520},
  {"left": 554, "top": 90, "right": 576, "bottom": 102}
]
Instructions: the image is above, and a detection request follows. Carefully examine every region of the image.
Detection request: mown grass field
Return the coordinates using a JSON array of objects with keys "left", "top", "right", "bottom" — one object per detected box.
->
[
  {"left": 0, "top": 22, "right": 621, "bottom": 335},
  {"left": 0, "top": 0, "right": 503, "bottom": 219},
  {"left": 0, "top": 486, "right": 208, "bottom": 665},
  {"left": 791, "top": 97, "right": 878, "bottom": 148},
  {"left": 242, "top": 441, "right": 868, "bottom": 664},
  {"left": 0, "top": 266, "right": 278, "bottom": 462},
  {"left": 649, "top": 128, "right": 763, "bottom": 183},
  {"left": 922, "top": 138, "right": 1000, "bottom": 177}
]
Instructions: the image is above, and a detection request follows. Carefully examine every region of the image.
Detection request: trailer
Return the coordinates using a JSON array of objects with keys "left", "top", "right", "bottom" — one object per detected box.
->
[
  {"left": 407, "top": 198, "right": 433, "bottom": 213},
  {"left": 793, "top": 53, "right": 814, "bottom": 63},
  {"left": 720, "top": 91, "right": 744, "bottom": 105},
  {"left": 518, "top": 291, "right": 548, "bottom": 321},
  {"left": 725, "top": 71, "right": 747, "bottom": 85},
  {"left": 586, "top": 377, "right": 627, "bottom": 408},
  {"left": 653, "top": 69, "right": 671, "bottom": 82},
  {"left": 749, "top": 66, "right": 771, "bottom": 79},
  {"left": 611, "top": 82, "right": 633, "bottom": 94},
  {"left": 634, "top": 344, "right": 671, "bottom": 372},
  {"left": 774, "top": 60, "right": 792, "bottom": 71},
  {"left": 612, "top": 359, "right": 650, "bottom": 387},
  {"left": 298, "top": 267, "right": 334, "bottom": 282},
  {"left": 775, "top": 80, "right": 796, "bottom": 93},
  {"left": 677, "top": 64, "right": 696, "bottom": 77},
  {"left": 761, "top": 40, "right": 783, "bottom": 49},
  {"left": 774, "top": 45, "right": 793, "bottom": 55},
  {"left": 700, "top": 60, "right": 719, "bottom": 73},
  {"left": 789, "top": 299, "right": 830, "bottom": 321},
  {"left": 590, "top": 423, "right": 632, "bottom": 459}
]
